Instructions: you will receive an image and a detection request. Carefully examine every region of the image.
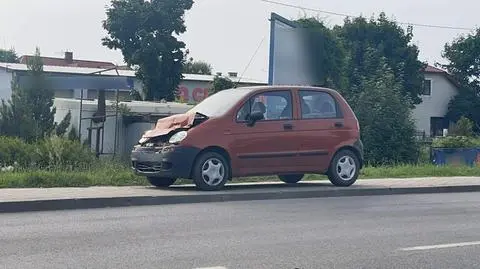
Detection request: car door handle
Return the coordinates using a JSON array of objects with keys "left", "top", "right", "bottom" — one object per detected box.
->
[
  {"left": 283, "top": 123, "right": 293, "bottom": 130},
  {"left": 334, "top": 122, "right": 344, "bottom": 128}
]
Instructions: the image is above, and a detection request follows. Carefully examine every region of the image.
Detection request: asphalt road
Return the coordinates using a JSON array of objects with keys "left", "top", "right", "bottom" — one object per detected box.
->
[{"left": 2, "top": 192, "right": 480, "bottom": 269}]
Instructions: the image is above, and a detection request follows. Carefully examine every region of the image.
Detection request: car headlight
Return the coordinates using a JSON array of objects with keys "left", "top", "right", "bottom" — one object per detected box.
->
[{"left": 169, "top": 130, "right": 188, "bottom": 144}]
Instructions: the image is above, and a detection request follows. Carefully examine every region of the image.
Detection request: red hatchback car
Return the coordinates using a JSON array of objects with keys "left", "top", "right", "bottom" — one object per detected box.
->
[{"left": 131, "top": 86, "right": 364, "bottom": 191}]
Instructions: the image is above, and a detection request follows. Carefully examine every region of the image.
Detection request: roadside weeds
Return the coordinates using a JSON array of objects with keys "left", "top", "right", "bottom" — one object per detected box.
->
[{"left": 0, "top": 163, "right": 478, "bottom": 189}]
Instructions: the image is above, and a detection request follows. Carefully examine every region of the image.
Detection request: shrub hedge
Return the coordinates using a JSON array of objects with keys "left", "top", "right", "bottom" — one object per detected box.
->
[
  {"left": 432, "top": 136, "right": 480, "bottom": 149},
  {"left": 0, "top": 136, "right": 95, "bottom": 170}
]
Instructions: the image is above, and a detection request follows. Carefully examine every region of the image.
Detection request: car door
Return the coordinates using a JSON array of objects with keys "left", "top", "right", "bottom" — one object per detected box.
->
[
  {"left": 294, "top": 89, "right": 350, "bottom": 172},
  {"left": 229, "top": 89, "right": 302, "bottom": 176}
]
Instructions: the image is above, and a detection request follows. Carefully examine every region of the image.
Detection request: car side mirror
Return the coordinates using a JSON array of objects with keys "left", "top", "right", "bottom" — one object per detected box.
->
[{"left": 246, "top": 111, "right": 264, "bottom": 127}]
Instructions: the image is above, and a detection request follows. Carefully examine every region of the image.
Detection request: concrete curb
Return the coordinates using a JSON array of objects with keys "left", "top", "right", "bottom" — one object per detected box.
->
[{"left": 2, "top": 184, "right": 480, "bottom": 213}]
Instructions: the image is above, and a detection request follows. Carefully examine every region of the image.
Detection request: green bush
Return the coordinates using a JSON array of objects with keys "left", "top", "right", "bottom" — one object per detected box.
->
[
  {"left": 33, "top": 137, "right": 96, "bottom": 169},
  {"left": 0, "top": 136, "right": 32, "bottom": 167},
  {"left": 449, "top": 116, "right": 475, "bottom": 136},
  {"left": 0, "top": 136, "right": 96, "bottom": 170},
  {"left": 354, "top": 57, "right": 419, "bottom": 165},
  {"left": 432, "top": 136, "right": 480, "bottom": 148}
]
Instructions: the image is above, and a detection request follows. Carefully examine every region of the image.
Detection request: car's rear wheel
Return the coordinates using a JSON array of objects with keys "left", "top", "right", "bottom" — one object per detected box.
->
[
  {"left": 147, "top": 177, "right": 177, "bottom": 188},
  {"left": 327, "top": 149, "right": 359, "bottom": 186},
  {"left": 192, "top": 152, "right": 230, "bottom": 191},
  {"left": 278, "top": 174, "right": 304, "bottom": 184}
]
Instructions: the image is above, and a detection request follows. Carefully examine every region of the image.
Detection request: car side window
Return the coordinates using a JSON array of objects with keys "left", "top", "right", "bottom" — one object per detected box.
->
[
  {"left": 299, "top": 90, "right": 340, "bottom": 119},
  {"left": 236, "top": 90, "right": 293, "bottom": 122}
]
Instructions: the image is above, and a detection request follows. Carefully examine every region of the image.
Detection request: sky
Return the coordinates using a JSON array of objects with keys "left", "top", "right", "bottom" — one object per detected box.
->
[{"left": 0, "top": 0, "right": 478, "bottom": 82}]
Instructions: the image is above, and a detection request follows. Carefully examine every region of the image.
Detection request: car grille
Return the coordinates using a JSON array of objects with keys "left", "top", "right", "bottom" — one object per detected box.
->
[
  {"left": 135, "top": 147, "right": 157, "bottom": 152},
  {"left": 135, "top": 162, "right": 163, "bottom": 173}
]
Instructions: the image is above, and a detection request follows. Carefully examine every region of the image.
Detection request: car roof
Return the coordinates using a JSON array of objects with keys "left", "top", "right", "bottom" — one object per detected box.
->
[{"left": 235, "top": 85, "right": 339, "bottom": 94}]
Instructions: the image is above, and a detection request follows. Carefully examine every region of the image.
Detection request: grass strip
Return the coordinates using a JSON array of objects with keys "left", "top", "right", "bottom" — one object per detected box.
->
[{"left": 0, "top": 163, "right": 478, "bottom": 188}]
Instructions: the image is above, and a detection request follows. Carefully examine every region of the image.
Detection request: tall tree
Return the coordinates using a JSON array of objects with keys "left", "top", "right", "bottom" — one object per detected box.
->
[
  {"left": 441, "top": 28, "right": 480, "bottom": 133},
  {"left": 0, "top": 49, "right": 18, "bottom": 63},
  {"left": 0, "top": 48, "right": 58, "bottom": 141},
  {"left": 102, "top": 0, "right": 194, "bottom": 101},
  {"left": 183, "top": 57, "right": 212, "bottom": 75},
  {"left": 336, "top": 14, "right": 425, "bottom": 106},
  {"left": 442, "top": 28, "right": 480, "bottom": 90}
]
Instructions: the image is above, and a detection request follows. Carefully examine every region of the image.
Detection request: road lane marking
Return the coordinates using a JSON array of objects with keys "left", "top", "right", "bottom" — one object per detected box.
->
[
  {"left": 400, "top": 241, "right": 480, "bottom": 251},
  {"left": 195, "top": 267, "right": 227, "bottom": 269}
]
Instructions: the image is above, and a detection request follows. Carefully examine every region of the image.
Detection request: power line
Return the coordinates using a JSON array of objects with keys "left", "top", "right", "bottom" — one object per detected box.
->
[
  {"left": 237, "top": 35, "right": 266, "bottom": 84},
  {"left": 260, "top": 0, "right": 475, "bottom": 31}
]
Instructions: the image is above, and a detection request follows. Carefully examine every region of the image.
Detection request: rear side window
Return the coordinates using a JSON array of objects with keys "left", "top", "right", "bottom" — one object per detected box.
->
[
  {"left": 299, "top": 90, "right": 342, "bottom": 119},
  {"left": 236, "top": 90, "right": 293, "bottom": 122}
]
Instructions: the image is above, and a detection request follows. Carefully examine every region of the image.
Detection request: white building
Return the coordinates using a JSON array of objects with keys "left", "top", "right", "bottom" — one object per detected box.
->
[{"left": 412, "top": 65, "right": 459, "bottom": 137}]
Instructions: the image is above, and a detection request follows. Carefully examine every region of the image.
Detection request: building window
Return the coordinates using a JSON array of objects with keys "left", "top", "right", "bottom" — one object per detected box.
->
[{"left": 423, "top": 79, "right": 432, "bottom": 96}]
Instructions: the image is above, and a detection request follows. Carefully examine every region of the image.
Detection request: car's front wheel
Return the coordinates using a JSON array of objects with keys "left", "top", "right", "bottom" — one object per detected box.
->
[
  {"left": 192, "top": 152, "right": 230, "bottom": 191},
  {"left": 147, "top": 177, "right": 177, "bottom": 188},
  {"left": 327, "top": 149, "right": 360, "bottom": 186},
  {"left": 278, "top": 174, "right": 304, "bottom": 184}
]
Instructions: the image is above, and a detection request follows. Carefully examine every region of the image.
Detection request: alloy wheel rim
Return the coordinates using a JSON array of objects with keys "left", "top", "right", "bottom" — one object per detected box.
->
[
  {"left": 201, "top": 158, "right": 225, "bottom": 186},
  {"left": 336, "top": 156, "right": 356, "bottom": 181}
]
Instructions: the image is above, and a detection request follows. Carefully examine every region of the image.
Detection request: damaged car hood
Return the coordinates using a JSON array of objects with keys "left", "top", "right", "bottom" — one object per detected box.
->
[{"left": 140, "top": 112, "right": 196, "bottom": 142}]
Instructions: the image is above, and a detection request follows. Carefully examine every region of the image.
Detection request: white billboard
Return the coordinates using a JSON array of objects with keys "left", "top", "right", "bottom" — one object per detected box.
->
[{"left": 268, "top": 13, "right": 325, "bottom": 86}]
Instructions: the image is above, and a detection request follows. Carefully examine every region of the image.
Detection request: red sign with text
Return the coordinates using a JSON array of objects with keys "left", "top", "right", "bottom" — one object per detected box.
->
[{"left": 177, "top": 85, "right": 209, "bottom": 103}]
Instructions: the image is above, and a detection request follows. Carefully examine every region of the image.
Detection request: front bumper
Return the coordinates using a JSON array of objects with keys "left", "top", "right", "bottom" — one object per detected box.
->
[{"left": 131, "top": 145, "right": 201, "bottom": 179}]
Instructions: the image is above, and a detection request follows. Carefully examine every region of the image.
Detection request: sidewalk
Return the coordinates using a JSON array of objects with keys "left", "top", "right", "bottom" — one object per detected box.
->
[{"left": 1, "top": 177, "right": 480, "bottom": 213}]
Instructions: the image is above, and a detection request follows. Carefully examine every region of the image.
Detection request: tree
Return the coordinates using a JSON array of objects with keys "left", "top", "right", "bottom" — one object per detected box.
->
[
  {"left": 102, "top": 0, "right": 194, "bottom": 101},
  {"left": 442, "top": 28, "right": 480, "bottom": 90},
  {"left": 0, "top": 48, "right": 58, "bottom": 141},
  {"left": 441, "top": 28, "right": 480, "bottom": 133},
  {"left": 445, "top": 89, "right": 480, "bottom": 133},
  {"left": 55, "top": 110, "right": 72, "bottom": 137},
  {"left": 0, "top": 49, "right": 18, "bottom": 63},
  {"left": 335, "top": 14, "right": 425, "bottom": 106},
  {"left": 449, "top": 116, "right": 475, "bottom": 137},
  {"left": 210, "top": 75, "right": 235, "bottom": 94},
  {"left": 354, "top": 52, "right": 418, "bottom": 165},
  {"left": 183, "top": 57, "right": 212, "bottom": 75}
]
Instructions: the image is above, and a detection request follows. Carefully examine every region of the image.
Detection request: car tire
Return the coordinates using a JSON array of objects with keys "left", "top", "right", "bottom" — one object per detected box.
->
[
  {"left": 327, "top": 149, "right": 360, "bottom": 187},
  {"left": 147, "top": 177, "right": 177, "bottom": 188},
  {"left": 278, "top": 174, "right": 304, "bottom": 184},
  {"left": 192, "top": 151, "right": 230, "bottom": 191}
]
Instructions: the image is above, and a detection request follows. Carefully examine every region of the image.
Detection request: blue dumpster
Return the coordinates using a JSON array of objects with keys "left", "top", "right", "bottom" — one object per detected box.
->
[{"left": 432, "top": 148, "right": 480, "bottom": 167}]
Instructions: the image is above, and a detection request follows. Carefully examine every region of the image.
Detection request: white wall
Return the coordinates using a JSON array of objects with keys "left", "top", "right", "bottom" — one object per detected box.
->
[
  {"left": 0, "top": 69, "right": 12, "bottom": 101},
  {"left": 53, "top": 98, "right": 191, "bottom": 157},
  {"left": 412, "top": 73, "right": 458, "bottom": 136}
]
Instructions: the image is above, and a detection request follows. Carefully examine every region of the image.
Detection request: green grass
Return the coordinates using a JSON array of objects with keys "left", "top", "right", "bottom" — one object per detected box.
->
[
  {"left": 360, "top": 164, "right": 480, "bottom": 178},
  {"left": 0, "top": 163, "right": 479, "bottom": 189},
  {"left": 0, "top": 162, "right": 147, "bottom": 188}
]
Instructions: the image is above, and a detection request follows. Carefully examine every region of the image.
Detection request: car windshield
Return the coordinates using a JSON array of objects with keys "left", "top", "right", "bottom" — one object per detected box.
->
[{"left": 187, "top": 88, "right": 253, "bottom": 117}]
